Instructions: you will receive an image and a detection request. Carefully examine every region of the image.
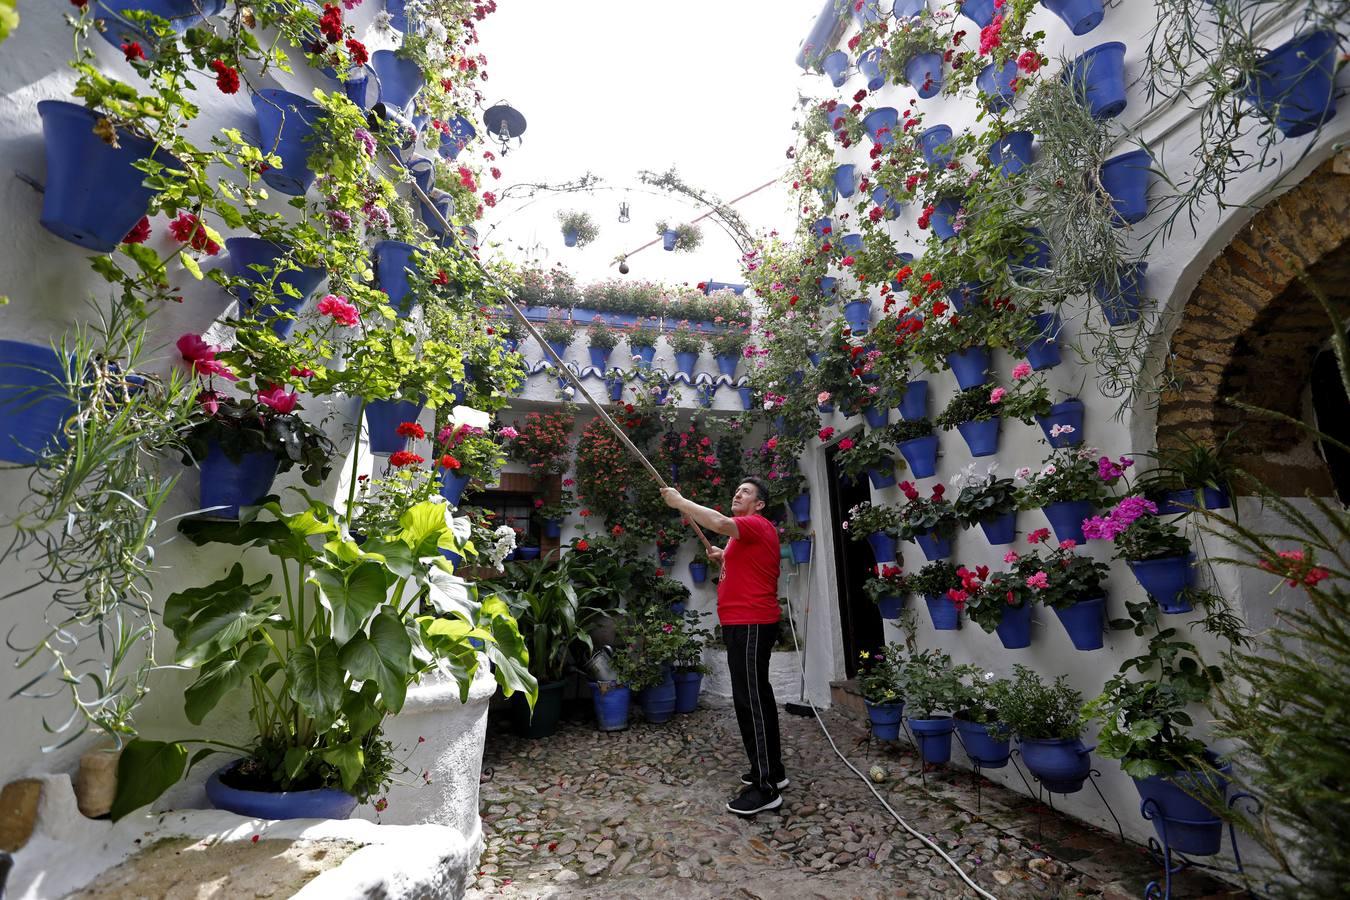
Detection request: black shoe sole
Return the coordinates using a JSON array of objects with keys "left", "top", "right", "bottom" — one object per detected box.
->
[
  {"left": 727, "top": 793, "right": 783, "bottom": 816},
  {"left": 740, "top": 776, "right": 790, "bottom": 790}
]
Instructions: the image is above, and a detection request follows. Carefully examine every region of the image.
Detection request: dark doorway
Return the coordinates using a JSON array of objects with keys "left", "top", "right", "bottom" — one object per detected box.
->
[
  {"left": 1311, "top": 344, "right": 1350, "bottom": 506},
  {"left": 826, "top": 439, "right": 885, "bottom": 679}
]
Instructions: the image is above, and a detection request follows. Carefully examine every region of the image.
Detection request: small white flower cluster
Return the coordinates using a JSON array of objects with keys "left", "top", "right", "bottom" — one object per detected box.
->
[{"left": 481, "top": 524, "right": 517, "bottom": 570}]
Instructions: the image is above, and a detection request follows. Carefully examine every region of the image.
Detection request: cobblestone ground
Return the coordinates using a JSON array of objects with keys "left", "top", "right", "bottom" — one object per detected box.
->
[{"left": 466, "top": 698, "right": 1245, "bottom": 899}]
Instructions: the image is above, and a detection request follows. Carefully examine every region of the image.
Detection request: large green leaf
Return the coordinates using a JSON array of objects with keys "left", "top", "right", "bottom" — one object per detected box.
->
[
  {"left": 424, "top": 566, "right": 479, "bottom": 621},
  {"left": 312, "top": 561, "right": 389, "bottom": 643},
  {"left": 319, "top": 739, "right": 365, "bottom": 792},
  {"left": 184, "top": 644, "right": 270, "bottom": 725},
  {"left": 286, "top": 639, "right": 343, "bottom": 726},
  {"left": 398, "top": 500, "right": 452, "bottom": 559},
  {"left": 110, "top": 739, "right": 188, "bottom": 821},
  {"left": 0, "top": 1, "right": 19, "bottom": 45},
  {"left": 162, "top": 564, "right": 247, "bottom": 631},
  {"left": 342, "top": 689, "right": 381, "bottom": 739},
  {"left": 480, "top": 595, "right": 537, "bottom": 708},
  {"left": 174, "top": 584, "right": 278, "bottom": 667},
  {"left": 339, "top": 608, "right": 413, "bottom": 712}
]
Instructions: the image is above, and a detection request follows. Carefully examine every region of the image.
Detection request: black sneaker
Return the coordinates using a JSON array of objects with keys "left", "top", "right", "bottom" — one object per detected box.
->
[
  {"left": 740, "top": 772, "right": 790, "bottom": 790},
  {"left": 727, "top": 785, "right": 783, "bottom": 816}
]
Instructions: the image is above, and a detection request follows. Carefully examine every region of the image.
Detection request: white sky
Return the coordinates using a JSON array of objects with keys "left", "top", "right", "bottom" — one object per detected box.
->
[{"left": 473, "top": 0, "right": 826, "bottom": 289}]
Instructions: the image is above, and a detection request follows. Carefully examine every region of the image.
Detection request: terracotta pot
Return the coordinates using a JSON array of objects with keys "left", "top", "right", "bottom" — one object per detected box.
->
[{"left": 75, "top": 746, "right": 122, "bottom": 818}]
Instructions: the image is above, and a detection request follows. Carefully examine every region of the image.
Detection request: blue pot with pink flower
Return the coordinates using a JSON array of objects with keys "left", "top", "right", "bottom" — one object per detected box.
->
[
  {"left": 1037, "top": 399, "right": 1085, "bottom": 448},
  {"left": 1042, "top": 499, "right": 1093, "bottom": 543},
  {"left": 198, "top": 443, "right": 279, "bottom": 520},
  {"left": 1128, "top": 553, "right": 1195, "bottom": 614},
  {"left": 252, "top": 88, "right": 323, "bottom": 196},
  {"left": 930, "top": 195, "right": 963, "bottom": 240},
  {"left": 925, "top": 593, "right": 960, "bottom": 630}
]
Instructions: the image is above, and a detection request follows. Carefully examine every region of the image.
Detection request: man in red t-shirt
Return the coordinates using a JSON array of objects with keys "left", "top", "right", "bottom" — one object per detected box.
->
[{"left": 661, "top": 477, "right": 785, "bottom": 816}]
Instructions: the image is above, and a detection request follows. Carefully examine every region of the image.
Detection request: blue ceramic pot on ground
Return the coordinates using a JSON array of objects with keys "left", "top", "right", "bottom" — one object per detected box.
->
[
  {"left": 673, "top": 670, "right": 703, "bottom": 714},
  {"left": 439, "top": 470, "right": 470, "bottom": 507},
  {"left": 865, "top": 531, "right": 898, "bottom": 565},
  {"left": 897, "top": 435, "right": 939, "bottom": 478},
  {"left": 1038, "top": 398, "right": 1086, "bottom": 448},
  {"left": 909, "top": 717, "right": 956, "bottom": 764},
  {"left": 1054, "top": 596, "right": 1105, "bottom": 650},
  {"left": 919, "top": 124, "right": 954, "bottom": 167},
  {"left": 1134, "top": 756, "right": 1232, "bottom": 856},
  {"left": 947, "top": 346, "right": 991, "bottom": 389},
  {"left": 642, "top": 670, "right": 677, "bottom": 724},
  {"left": 1041, "top": 0, "right": 1104, "bottom": 34},
  {"left": 977, "top": 60, "right": 1019, "bottom": 111},
  {"left": 866, "top": 700, "right": 904, "bottom": 741},
  {"left": 675, "top": 351, "right": 699, "bottom": 375},
  {"left": 364, "top": 397, "right": 425, "bottom": 454},
  {"left": 206, "top": 761, "right": 356, "bottom": 820},
  {"left": 958, "top": 0, "right": 997, "bottom": 25},
  {"left": 862, "top": 107, "right": 899, "bottom": 147},
  {"left": 590, "top": 681, "right": 631, "bottom": 731},
  {"left": 915, "top": 532, "right": 953, "bottom": 562},
  {"left": 930, "top": 195, "right": 963, "bottom": 240},
  {"left": 843, "top": 300, "right": 873, "bottom": 334},
  {"left": 876, "top": 595, "right": 903, "bottom": 619},
  {"left": 199, "top": 445, "right": 278, "bottom": 519},
  {"left": 1042, "top": 499, "right": 1093, "bottom": 543},
  {"left": 715, "top": 353, "right": 739, "bottom": 377},
  {"left": 867, "top": 466, "right": 897, "bottom": 490},
  {"left": 1246, "top": 29, "right": 1339, "bottom": 137},
  {"left": 252, "top": 88, "right": 323, "bottom": 195},
  {"left": 1100, "top": 149, "right": 1153, "bottom": 225},
  {"left": 0, "top": 340, "right": 74, "bottom": 465},
  {"left": 1064, "top": 42, "right": 1128, "bottom": 119},
  {"left": 373, "top": 240, "right": 421, "bottom": 317},
  {"left": 37, "top": 100, "right": 180, "bottom": 253},
  {"left": 789, "top": 492, "right": 811, "bottom": 524},
  {"left": 978, "top": 511, "right": 1017, "bottom": 545},
  {"left": 1096, "top": 262, "right": 1148, "bottom": 325},
  {"left": 858, "top": 47, "right": 885, "bottom": 92},
  {"left": 904, "top": 51, "right": 944, "bottom": 98},
  {"left": 1024, "top": 312, "right": 1063, "bottom": 370},
  {"left": 957, "top": 418, "right": 1001, "bottom": 457},
  {"left": 1019, "top": 737, "right": 1093, "bottom": 793},
  {"left": 588, "top": 345, "right": 612, "bottom": 369},
  {"left": 1129, "top": 554, "right": 1196, "bottom": 613},
  {"left": 371, "top": 49, "right": 424, "bottom": 110},
  {"left": 989, "top": 130, "right": 1035, "bottom": 176},
  {"left": 897, "top": 380, "right": 929, "bottom": 421},
  {"left": 996, "top": 603, "right": 1033, "bottom": 649},
  {"left": 925, "top": 594, "right": 959, "bottom": 630},
  {"left": 822, "top": 49, "right": 850, "bottom": 87},
  {"left": 689, "top": 561, "right": 708, "bottom": 583},
  {"left": 833, "top": 163, "right": 857, "bottom": 198},
  {"left": 226, "top": 238, "right": 326, "bottom": 338},
  {"left": 955, "top": 720, "right": 1010, "bottom": 768},
  {"left": 790, "top": 538, "right": 813, "bottom": 564}
]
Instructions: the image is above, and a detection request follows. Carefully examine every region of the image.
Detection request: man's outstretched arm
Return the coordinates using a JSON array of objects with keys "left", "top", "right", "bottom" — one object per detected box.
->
[{"left": 660, "top": 487, "right": 740, "bottom": 540}]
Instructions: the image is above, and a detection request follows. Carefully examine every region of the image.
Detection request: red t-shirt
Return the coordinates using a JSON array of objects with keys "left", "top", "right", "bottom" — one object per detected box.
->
[{"left": 717, "top": 515, "right": 781, "bottom": 625}]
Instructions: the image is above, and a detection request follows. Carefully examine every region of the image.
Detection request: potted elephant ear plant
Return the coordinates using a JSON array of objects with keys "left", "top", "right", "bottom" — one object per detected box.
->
[{"left": 1002, "top": 664, "right": 1092, "bottom": 794}]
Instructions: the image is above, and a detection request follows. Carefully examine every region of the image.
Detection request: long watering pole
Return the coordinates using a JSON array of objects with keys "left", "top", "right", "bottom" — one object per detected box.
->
[{"left": 397, "top": 157, "right": 714, "bottom": 552}]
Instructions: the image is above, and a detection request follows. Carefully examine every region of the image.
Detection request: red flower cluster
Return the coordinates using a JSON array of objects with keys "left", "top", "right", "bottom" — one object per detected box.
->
[
  {"left": 122, "top": 216, "right": 151, "bottom": 245},
  {"left": 318, "top": 3, "right": 344, "bottom": 43},
  {"left": 1259, "top": 548, "right": 1331, "bottom": 588},
  {"left": 168, "top": 212, "right": 220, "bottom": 255},
  {"left": 121, "top": 42, "right": 145, "bottom": 62},
  {"left": 510, "top": 411, "right": 574, "bottom": 476},
  {"left": 345, "top": 38, "right": 369, "bottom": 66},
  {"left": 396, "top": 422, "right": 425, "bottom": 439},
  {"left": 210, "top": 59, "right": 240, "bottom": 94},
  {"left": 389, "top": 450, "right": 424, "bottom": 468}
]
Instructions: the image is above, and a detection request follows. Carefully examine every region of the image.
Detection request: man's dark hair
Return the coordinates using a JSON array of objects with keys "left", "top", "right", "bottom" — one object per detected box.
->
[{"left": 740, "top": 476, "right": 771, "bottom": 505}]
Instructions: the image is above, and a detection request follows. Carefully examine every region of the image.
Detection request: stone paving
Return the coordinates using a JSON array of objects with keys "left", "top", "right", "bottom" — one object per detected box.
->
[{"left": 466, "top": 696, "right": 1247, "bottom": 899}]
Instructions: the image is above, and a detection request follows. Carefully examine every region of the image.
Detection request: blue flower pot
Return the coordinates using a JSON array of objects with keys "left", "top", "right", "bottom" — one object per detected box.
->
[
  {"left": 979, "top": 510, "right": 1017, "bottom": 545},
  {"left": 715, "top": 353, "right": 739, "bottom": 377},
  {"left": 1129, "top": 554, "right": 1196, "bottom": 613},
  {"left": 1054, "top": 596, "right": 1105, "bottom": 651},
  {"left": 915, "top": 532, "right": 953, "bottom": 562},
  {"left": 1095, "top": 262, "right": 1147, "bottom": 325},
  {"left": 867, "top": 466, "right": 896, "bottom": 490},
  {"left": 876, "top": 594, "right": 903, "bottom": 619},
  {"left": 588, "top": 345, "right": 612, "bottom": 369},
  {"left": 542, "top": 518, "right": 563, "bottom": 539},
  {"left": 957, "top": 418, "right": 1001, "bottom": 457},
  {"left": 590, "top": 681, "right": 631, "bottom": 731},
  {"left": 904, "top": 51, "right": 944, "bottom": 98},
  {"left": 1042, "top": 499, "right": 1093, "bottom": 543},
  {"left": 662, "top": 229, "right": 678, "bottom": 251},
  {"left": 898, "top": 434, "right": 939, "bottom": 478},
  {"left": 910, "top": 717, "right": 956, "bottom": 764},
  {"left": 440, "top": 115, "right": 477, "bottom": 160},
  {"left": 1037, "top": 398, "right": 1086, "bottom": 448},
  {"left": 385, "top": 0, "right": 412, "bottom": 31},
  {"left": 516, "top": 547, "right": 541, "bottom": 561},
  {"left": 1157, "top": 489, "right": 1196, "bottom": 515},
  {"left": 1203, "top": 487, "right": 1230, "bottom": 510},
  {"left": 866, "top": 700, "right": 904, "bottom": 741},
  {"left": 371, "top": 49, "right": 423, "bottom": 110},
  {"left": 198, "top": 444, "right": 279, "bottom": 520},
  {"left": 1023, "top": 312, "right": 1063, "bottom": 370},
  {"left": 812, "top": 217, "right": 833, "bottom": 242},
  {"left": 675, "top": 351, "right": 699, "bottom": 375},
  {"left": 958, "top": 0, "right": 998, "bottom": 25},
  {"left": 862, "top": 107, "right": 899, "bottom": 147},
  {"left": 996, "top": 603, "right": 1033, "bottom": 649},
  {"left": 865, "top": 531, "right": 898, "bottom": 564},
  {"left": 673, "top": 670, "right": 703, "bottom": 714},
  {"left": 738, "top": 386, "right": 754, "bottom": 410},
  {"left": 863, "top": 404, "right": 888, "bottom": 428},
  {"left": 689, "top": 561, "right": 708, "bottom": 583},
  {"left": 373, "top": 239, "right": 421, "bottom": 318},
  {"left": 1246, "top": 30, "right": 1339, "bottom": 137},
  {"left": 818, "top": 278, "right": 840, "bottom": 302},
  {"left": 36, "top": 100, "right": 179, "bottom": 253},
  {"left": 925, "top": 593, "right": 960, "bottom": 630},
  {"left": 206, "top": 761, "right": 355, "bottom": 820},
  {"left": 226, "top": 238, "right": 325, "bottom": 338},
  {"left": 93, "top": 0, "right": 226, "bottom": 48},
  {"left": 440, "top": 547, "right": 463, "bottom": 568},
  {"left": 893, "top": 0, "right": 925, "bottom": 15},
  {"left": 858, "top": 47, "right": 885, "bottom": 92},
  {"left": 839, "top": 232, "right": 865, "bottom": 255},
  {"left": 341, "top": 68, "right": 378, "bottom": 109},
  {"left": 827, "top": 103, "right": 850, "bottom": 131},
  {"left": 822, "top": 49, "right": 851, "bottom": 87},
  {"left": 833, "top": 163, "right": 857, "bottom": 198},
  {"left": 790, "top": 538, "right": 813, "bottom": 564},
  {"left": 783, "top": 494, "right": 810, "bottom": 526},
  {"left": 1041, "top": 0, "right": 1104, "bottom": 34},
  {"left": 1100, "top": 149, "right": 1152, "bottom": 225},
  {"left": 634, "top": 345, "right": 657, "bottom": 370},
  {"left": 989, "top": 130, "right": 1035, "bottom": 176},
  {"left": 947, "top": 345, "right": 991, "bottom": 389},
  {"left": 1134, "top": 758, "right": 1232, "bottom": 856},
  {"left": 851, "top": 0, "right": 884, "bottom": 25},
  {"left": 955, "top": 719, "right": 1010, "bottom": 768},
  {"left": 364, "top": 397, "right": 425, "bottom": 454},
  {"left": 897, "top": 380, "right": 929, "bottom": 421},
  {"left": 606, "top": 377, "right": 624, "bottom": 401},
  {"left": 930, "top": 195, "right": 963, "bottom": 240},
  {"left": 919, "top": 124, "right": 954, "bottom": 167},
  {"left": 562, "top": 228, "right": 578, "bottom": 247},
  {"left": 0, "top": 340, "right": 74, "bottom": 465},
  {"left": 439, "top": 470, "right": 470, "bottom": 507},
  {"left": 977, "top": 59, "right": 1019, "bottom": 111},
  {"left": 545, "top": 340, "right": 570, "bottom": 363},
  {"left": 1065, "top": 42, "right": 1128, "bottom": 119},
  {"left": 1019, "top": 737, "right": 1093, "bottom": 793},
  {"left": 641, "top": 670, "right": 677, "bottom": 724},
  {"left": 871, "top": 186, "right": 904, "bottom": 220},
  {"left": 252, "top": 88, "right": 323, "bottom": 196}
]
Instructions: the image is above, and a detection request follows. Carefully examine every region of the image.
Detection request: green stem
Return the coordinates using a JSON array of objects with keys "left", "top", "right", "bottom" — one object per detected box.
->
[{"left": 346, "top": 398, "right": 367, "bottom": 519}]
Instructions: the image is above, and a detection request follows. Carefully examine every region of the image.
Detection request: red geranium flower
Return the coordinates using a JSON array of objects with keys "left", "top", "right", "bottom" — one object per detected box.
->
[
  {"left": 122, "top": 216, "right": 151, "bottom": 245},
  {"left": 389, "top": 450, "right": 425, "bottom": 468},
  {"left": 121, "top": 42, "right": 146, "bottom": 62},
  {"left": 575, "top": 539, "right": 590, "bottom": 551},
  {"left": 396, "top": 422, "right": 425, "bottom": 439},
  {"left": 210, "top": 59, "right": 240, "bottom": 94},
  {"left": 439, "top": 454, "right": 461, "bottom": 470}
]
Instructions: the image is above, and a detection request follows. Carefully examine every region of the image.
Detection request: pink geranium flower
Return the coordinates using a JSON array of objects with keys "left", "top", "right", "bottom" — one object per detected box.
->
[
  {"left": 1011, "top": 362, "right": 1033, "bottom": 380},
  {"left": 177, "top": 334, "right": 237, "bottom": 381},
  {"left": 1025, "top": 571, "right": 1049, "bottom": 590},
  {"left": 317, "top": 294, "right": 360, "bottom": 327},
  {"left": 989, "top": 387, "right": 1006, "bottom": 404}
]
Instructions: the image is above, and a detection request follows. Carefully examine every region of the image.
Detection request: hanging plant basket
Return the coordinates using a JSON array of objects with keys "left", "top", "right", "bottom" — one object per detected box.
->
[
  {"left": 1022, "top": 312, "right": 1063, "bottom": 370},
  {"left": 197, "top": 443, "right": 279, "bottom": 520},
  {"left": 833, "top": 163, "right": 857, "bottom": 198},
  {"left": 862, "top": 107, "right": 899, "bottom": 147},
  {"left": 364, "top": 397, "right": 425, "bottom": 454},
  {"left": 929, "top": 195, "right": 963, "bottom": 241},
  {"left": 0, "top": 340, "right": 74, "bottom": 465},
  {"left": 439, "top": 470, "right": 470, "bottom": 507},
  {"left": 1054, "top": 596, "right": 1105, "bottom": 651},
  {"left": 252, "top": 88, "right": 323, "bottom": 196},
  {"left": 862, "top": 403, "right": 888, "bottom": 429},
  {"left": 876, "top": 594, "right": 904, "bottom": 619},
  {"left": 865, "top": 531, "right": 898, "bottom": 565},
  {"left": 977, "top": 59, "right": 1019, "bottom": 111},
  {"left": 675, "top": 351, "right": 699, "bottom": 376},
  {"left": 1037, "top": 399, "right": 1086, "bottom": 448},
  {"left": 867, "top": 465, "right": 897, "bottom": 490},
  {"left": 995, "top": 603, "right": 1033, "bottom": 649},
  {"left": 903, "top": 51, "right": 945, "bottom": 98},
  {"left": 872, "top": 186, "right": 905, "bottom": 219},
  {"left": 789, "top": 492, "right": 811, "bottom": 524},
  {"left": 918, "top": 124, "right": 954, "bottom": 168},
  {"left": 858, "top": 47, "right": 885, "bottom": 92},
  {"left": 1042, "top": 499, "right": 1093, "bottom": 543},
  {"left": 915, "top": 532, "right": 952, "bottom": 562},
  {"left": 958, "top": 0, "right": 998, "bottom": 26},
  {"left": 822, "top": 49, "right": 851, "bottom": 87},
  {"left": 226, "top": 238, "right": 326, "bottom": 339},
  {"left": 978, "top": 511, "right": 1017, "bottom": 545},
  {"left": 1246, "top": 30, "right": 1339, "bottom": 137},
  {"left": 369, "top": 49, "right": 424, "bottom": 111}
]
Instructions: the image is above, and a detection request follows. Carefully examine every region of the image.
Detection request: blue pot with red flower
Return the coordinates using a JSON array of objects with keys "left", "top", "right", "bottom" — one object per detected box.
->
[
  {"left": 252, "top": 88, "right": 323, "bottom": 196},
  {"left": 0, "top": 340, "right": 75, "bottom": 465},
  {"left": 440, "top": 115, "right": 477, "bottom": 160},
  {"left": 364, "top": 398, "right": 425, "bottom": 454},
  {"left": 198, "top": 443, "right": 279, "bottom": 520},
  {"left": 37, "top": 100, "right": 182, "bottom": 253},
  {"left": 897, "top": 435, "right": 939, "bottom": 479},
  {"left": 1246, "top": 30, "right": 1339, "bottom": 137},
  {"left": 226, "top": 238, "right": 326, "bottom": 338},
  {"left": 904, "top": 51, "right": 944, "bottom": 98},
  {"left": 1037, "top": 398, "right": 1086, "bottom": 448},
  {"left": 862, "top": 107, "right": 899, "bottom": 147},
  {"left": 925, "top": 593, "right": 960, "bottom": 630},
  {"left": 1064, "top": 42, "right": 1128, "bottom": 119},
  {"left": 989, "top": 130, "right": 1035, "bottom": 176},
  {"left": 93, "top": 0, "right": 226, "bottom": 50},
  {"left": 373, "top": 240, "right": 421, "bottom": 318},
  {"left": 977, "top": 60, "right": 1019, "bottom": 111},
  {"left": 439, "top": 469, "right": 470, "bottom": 507},
  {"left": 871, "top": 186, "right": 904, "bottom": 220},
  {"left": 833, "top": 163, "right": 857, "bottom": 198},
  {"left": 821, "top": 49, "right": 850, "bottom": 87}
]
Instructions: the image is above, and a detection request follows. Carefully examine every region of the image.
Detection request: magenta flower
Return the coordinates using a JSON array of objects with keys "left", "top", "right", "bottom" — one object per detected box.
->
[
  {"left": 1011, "top": 362, "right": 1033, "bottom": 380},
  {"left": 318, "top": 294, "right": 360, "bottom": 327},
  {"left": 989, "top": 386, "right": 1006, "bottom": 404},
  {"left": 177, "top": 334, "right": 237, "bottom": 381},
  {"left": 1025, "top": 571, "right": 1049, "bottom": 590},
  {"left": 499, "top": 426, "right": 519, "bottom": 439},
  {"left": 257, "top": 384, "right": 299, "bottom": 414}
]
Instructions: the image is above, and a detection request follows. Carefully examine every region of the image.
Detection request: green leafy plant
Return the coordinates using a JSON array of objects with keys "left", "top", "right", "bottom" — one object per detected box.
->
[
  {"left": 585, "top": 316, "right": 620, "bottom": 350},
  {"left": 654, "top": 220, "right": 703, "bottom": 252},
  {"left": 835, "top": 431, "right": 899, "bottom": 480},
  {"left": 845, "top": 500, "right": 899, "bottom": 539},
  {"left": 885, "top": 418, "right": 935, "bottom": 443},
  {"left": 709, "top": 326, "right": 750, "bottom": 359},
  {"left": 857, "top": 642, "right": 905, "bottom": 705},
  {"left": 507, "top": 411, "right": 574, "bottom": 477},
  {"left": 896, "top": 648, "right": 961, "bottom": 719},
  {"left": 952, "top": 666, "right": 1013, "bottom": 737},
  {"left": 557, "top": 210, "right": 600, "bottom": 247},
  {"left": 951, "top": 469, "right": 1019, "bottom": 526},
  {"left": 864, "top": 563, "right": 907, "bottom": 605},
  {"left": 180, "top": 390, "right": 336, "bottom": 495},
  {"left": 495, "top": 555, "right": 606, "bottom": 683},
  {"left": 626, "top": 318, "right": 661, "bottom": 350},
  {"left": 894, "top": 481, "right": 959, "bottom": 542},
  {"left": 1007, "top": 543, "right": 1110, "bottom": 611},
  {"left": 538, "top": 311, "right": 576, "bottom": 347},
  {"left": 668, "top": 322, "right": 706, "bottom": 355},
  {"left": 1017, "top": 447, "right": 1116, "bottom": 508},
  {"left": 1001, "top": 664, "right": 1084, "bottom": 741},
  {"left": 1083, "top": 498, "right": 1192, "bottom": 561},
  {"left": 907, "top": 560, "right": 961, "bottom": 599}
]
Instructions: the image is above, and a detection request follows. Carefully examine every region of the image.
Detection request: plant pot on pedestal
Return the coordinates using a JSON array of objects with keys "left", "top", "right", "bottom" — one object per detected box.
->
[
  {"left": 1018, "top": 738, "right": 1093, "bottom": 793},
  {"left": 954, "top": 720, "right": 1010, "bottom": 768},
  {"left": 909, "top": 717, "right": 956, "bottom": 764},
  {"left": 866, "top": 700, "right": 904, "bottom": 740}
]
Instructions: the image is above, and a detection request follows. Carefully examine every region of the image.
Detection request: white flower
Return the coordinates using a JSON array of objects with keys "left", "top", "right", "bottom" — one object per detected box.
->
[
  {"left": 1043, "top": 464, "right": 1058, "bottom": 476},
  {"left": 1050, "top": 424, "right": 1076, "bottom": 437}
]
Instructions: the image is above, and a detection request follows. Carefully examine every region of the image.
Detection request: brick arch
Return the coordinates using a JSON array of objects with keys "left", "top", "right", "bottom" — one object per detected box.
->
[{"left": 1157, "top": 156, "right": 1350, "bottom": 496}]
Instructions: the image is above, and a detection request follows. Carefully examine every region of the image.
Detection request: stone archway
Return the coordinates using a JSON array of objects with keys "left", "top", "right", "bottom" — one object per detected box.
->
[{"left": 1157, "top": 155, "right": 1350, "bottom": 496}]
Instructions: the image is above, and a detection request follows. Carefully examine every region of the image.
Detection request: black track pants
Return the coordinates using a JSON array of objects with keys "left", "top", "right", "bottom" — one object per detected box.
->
[{"left": 723, "top": 622, "right": 784, "bottom": 792}]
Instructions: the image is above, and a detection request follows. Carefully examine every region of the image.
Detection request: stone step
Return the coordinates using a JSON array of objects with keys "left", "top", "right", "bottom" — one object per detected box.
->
[{"left": 829, "top": 678, "right": 867, "bottom": 720}]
